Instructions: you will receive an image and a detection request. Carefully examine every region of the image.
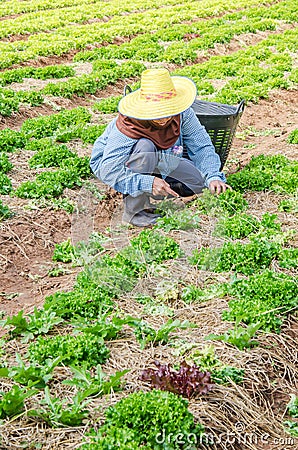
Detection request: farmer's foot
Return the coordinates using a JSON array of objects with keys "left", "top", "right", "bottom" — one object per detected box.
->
[{"left": 122, "top": 210, "right": 160, "bottom": 227}]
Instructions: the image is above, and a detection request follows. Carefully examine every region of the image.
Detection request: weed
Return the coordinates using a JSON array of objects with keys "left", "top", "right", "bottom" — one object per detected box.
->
[
  {"left": 0, "top": 385, "right": 36, "bottom": 419},
  {"left": 0, "top": 308, "right": 63, "bottom": 343},
  {"left": 0, "top": 200, "right": 11, "bottom": 221},
  {"left": 205, "top": 322, "right": 261, "bottom": 350}
]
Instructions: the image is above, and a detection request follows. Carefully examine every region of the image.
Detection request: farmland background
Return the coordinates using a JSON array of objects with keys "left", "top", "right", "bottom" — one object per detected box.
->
[{"left": 0, "top": 0, "right": 297, "bottom": 449}]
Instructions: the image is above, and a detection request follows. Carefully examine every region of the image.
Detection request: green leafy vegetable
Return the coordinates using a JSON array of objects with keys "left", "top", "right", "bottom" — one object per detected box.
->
[
  {"left": 278, "top": 248, "right": 298, "bottom": 269},
  {"left": 128, "top": 318, "right": 197, "bottom": 349},
  {"left": 29, "top": 333, "right": 110, "bottom": 368},
  {"left": 8, "top": 354, "right": 60, "bottom": 389},
  {"left": 82, "top": 389, "right": 204, "bottom": 449},
  {"left": 0, "top": 308, "right": 63, "bottom": 342},
  {"left": 189, "top": 237, "right": 281, "bottom": 274},
  {"left": 30, "top": 386, "right": 90, "bottom": 427},
  {"left": 155, "top": 208, "right": 201, "bottom": 231},
  {"left": 192, "top": 189, "right": 248, "bottom": 215},
  {"left": 212, "top": 366, "right": 245, "bottom": 385},
  {"left": 0, "top": 173, "right": 12, "bottom": 194},
  {"left": 222, "top": 270, "right": 298, "bottom": 332},
  {"left": 205, "top": 322, "right": 261, "bottom": 350},
  {"left": 287, "top": 394, "right": 298, "bottom": 418},
  {"left": 0, "top": 152, "right": 13, "bottom": 173},
  {"left": 44, "top": 285, "right": 114, "bottom": 320},
  {"left": 0, "top": 385, "right": 36, "bottom": 419},
  {"left": 63, "top": 364, "right": 129, "bottom": 397},
  {"left": 227, "top": 154, "right": 298, "bottom": 194},
  {"left": 0, "top": 200, "right": 11, "bottom": 221},
  {"left": 28, "top": 144, "right": 75, "bottom": 169},
  {"left": 287, "top": 129, "right": 298, "bottom": 144},
  {"left": 283, "top": 420, "right": 298, "bottom": 437},
  {"left": 52, "top": 239, "right": 75, "bottom": 263}
]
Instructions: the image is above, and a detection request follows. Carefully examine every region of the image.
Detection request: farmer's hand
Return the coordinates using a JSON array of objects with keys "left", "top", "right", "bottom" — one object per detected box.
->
[
  {"left": 209, "top": 180, "right": 232, "bottom": 195},
  {"left": 152, "top": 177, "right": 179, "bottom": 197}
]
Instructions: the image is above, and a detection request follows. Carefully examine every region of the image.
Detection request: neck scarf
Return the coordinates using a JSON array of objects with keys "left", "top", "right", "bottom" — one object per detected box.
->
[{"left": 116, "top": 113, "right": 180, "bottom": 150}]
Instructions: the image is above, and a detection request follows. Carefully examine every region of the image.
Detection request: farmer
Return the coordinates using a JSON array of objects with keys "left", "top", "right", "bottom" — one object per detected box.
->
[{"left": 90, "top": 68, "right": 231, "bottom": 226}]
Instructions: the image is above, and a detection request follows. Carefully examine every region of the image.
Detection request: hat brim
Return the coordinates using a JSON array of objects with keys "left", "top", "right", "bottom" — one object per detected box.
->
[{"left": 118, "top": 76, "right": 197, "bottom": 120}]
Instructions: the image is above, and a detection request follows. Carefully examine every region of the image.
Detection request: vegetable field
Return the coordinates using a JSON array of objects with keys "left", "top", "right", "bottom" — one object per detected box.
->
[{"left": 0, "top": 0, "right": 298, "bottom": 449}]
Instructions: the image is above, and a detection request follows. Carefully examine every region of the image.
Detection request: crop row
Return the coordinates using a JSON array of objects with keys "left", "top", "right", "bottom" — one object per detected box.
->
[
  {"left": 0, "top": 0, "right": 280, "bottom": 69},
  {"left": 0, "top": 30, "right": 296, "bottom": 200},
  {"left": 0, "top": 148, "right": 13, "bottom": 219},
  {"left": 0, "top": 2, "right": 295, "bottom": 93},
  {"left": 0, "top": 230, "right": 209, "bottom": 435},
  {"left": 0, "top": 109, "right": 103, "bottom": 211},
  {"left": 0, "top": 60, "right": 145, "bottom": 116},
  {"left": 0, "top": 0, "right": 297, "bottom": 443},
  {"left": 0, "top": 30, "right": 296, "bottom": 196},
  {"left": 175, "top": 27, "right": 298, "bottom": 103},
  {"left": 0, "top": 0, "right": 199, "bottom": 40},
  {"left": 0, "top": 64, "right": 75, "bottom": 87},
  {"left": 66, "top": 27, "right": 298, "bottom": 113},
  {"left": 0, "top": 107, "right": 104, "bottom": 201},
  {"left": 0, "top": 0, "right": 102, "bottom": 17},
  {"left": 1, "top": 160, "right": 297, "bottom": 443},
  {"left": 74, "top": 0, "right": 297, "bottom": 64},
  {"left": 0, "top": 15, "right": 296, "bottom": 115}
]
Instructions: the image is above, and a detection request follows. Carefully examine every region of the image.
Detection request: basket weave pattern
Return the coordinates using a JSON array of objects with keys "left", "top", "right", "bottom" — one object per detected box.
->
[{"left": 188, "top": 99, "right": 245, "bottom": 169}]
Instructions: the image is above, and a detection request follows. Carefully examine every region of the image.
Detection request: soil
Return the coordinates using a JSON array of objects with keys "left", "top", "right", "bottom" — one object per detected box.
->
[
  {"left": 0, "top": 87, "right": 297, "bottom": 318},
  {"left": 0, "top": 80, "right": 135, "bottom": 130},
  {"left": 0, "top": 4, "right": 297, "bottom": 448},
  {"left": 229, "top": 88, "right": 298, "bottom": 166},
  {"left": 0, "top": 209, "right": 75, "bottom": 316}
]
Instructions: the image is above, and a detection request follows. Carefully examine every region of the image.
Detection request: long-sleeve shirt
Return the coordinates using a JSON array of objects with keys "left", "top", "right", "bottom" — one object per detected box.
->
[{"left": 90, "top": 107, "right": 226, "bottom": 196}]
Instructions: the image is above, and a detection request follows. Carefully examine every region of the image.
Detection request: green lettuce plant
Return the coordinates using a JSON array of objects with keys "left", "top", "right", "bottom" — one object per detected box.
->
[{"left": 82, "top": 389, "right": 204, "bottom": 449}]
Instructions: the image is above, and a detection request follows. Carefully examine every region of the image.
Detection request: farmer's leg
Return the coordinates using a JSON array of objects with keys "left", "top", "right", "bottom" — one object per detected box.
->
[
  {"left": 165, "top": 158, "right": 205, "bottom": 196},
  {"left": 123, "top": 138, "right": 159, "bottom": 226},
  {"left": 126, "top": 138, "right": 158, "bottom": 174}
]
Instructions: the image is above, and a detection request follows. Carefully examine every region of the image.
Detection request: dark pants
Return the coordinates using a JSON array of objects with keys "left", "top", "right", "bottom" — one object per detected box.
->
[{"left": 126, "top": 138, "right": 205, "bottom": 196}]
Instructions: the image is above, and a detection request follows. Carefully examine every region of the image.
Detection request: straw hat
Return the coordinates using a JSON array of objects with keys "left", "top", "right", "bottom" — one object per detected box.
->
[{"left": 118, "top": 68, "right": 197, "bottom": 120}]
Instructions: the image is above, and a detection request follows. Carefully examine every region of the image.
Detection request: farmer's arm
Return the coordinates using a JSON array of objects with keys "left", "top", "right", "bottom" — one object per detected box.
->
[
  {"left": 181, "top": 108, "right": 228, "bottom": 190},
  {"left": 90, "top": 121, "right": 154, "bottom": 197}
]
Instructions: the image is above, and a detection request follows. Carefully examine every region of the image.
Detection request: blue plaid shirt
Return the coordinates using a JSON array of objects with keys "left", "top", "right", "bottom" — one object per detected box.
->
[{"left": 90, "top": 107, "right": 226, "bottom": 196}]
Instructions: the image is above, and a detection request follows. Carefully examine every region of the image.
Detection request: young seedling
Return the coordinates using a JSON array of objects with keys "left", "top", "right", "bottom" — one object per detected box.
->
[{"left": 205, "top": 321, "right": 261, "bottom": 351}]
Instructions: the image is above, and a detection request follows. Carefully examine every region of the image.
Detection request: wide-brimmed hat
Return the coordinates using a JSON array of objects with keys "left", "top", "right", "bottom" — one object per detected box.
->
[{"left": 118, "top": 68, "right": 197, "bottom": 120}]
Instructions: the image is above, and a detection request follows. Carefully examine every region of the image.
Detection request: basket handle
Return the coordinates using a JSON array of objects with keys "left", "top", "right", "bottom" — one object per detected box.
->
[
  {"left": 236, "top": 99, "right": 245, "bottom": 115},
  {"left": 123, "top": 85, "right": 132, "bottom": 97}
]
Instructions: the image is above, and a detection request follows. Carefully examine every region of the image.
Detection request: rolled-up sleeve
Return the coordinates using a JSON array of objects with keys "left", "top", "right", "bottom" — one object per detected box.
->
[
  {"left": 181, "top": 108, "right": 226, "bottom": 186},
  {"left": 90, "top": 120, "right": 154, "bottom": 196}
]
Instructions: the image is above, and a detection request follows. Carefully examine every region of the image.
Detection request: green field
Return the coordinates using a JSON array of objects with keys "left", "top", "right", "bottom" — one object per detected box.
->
[{"left": 0, "top": 0, "right": 297, "bottom": 448}]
